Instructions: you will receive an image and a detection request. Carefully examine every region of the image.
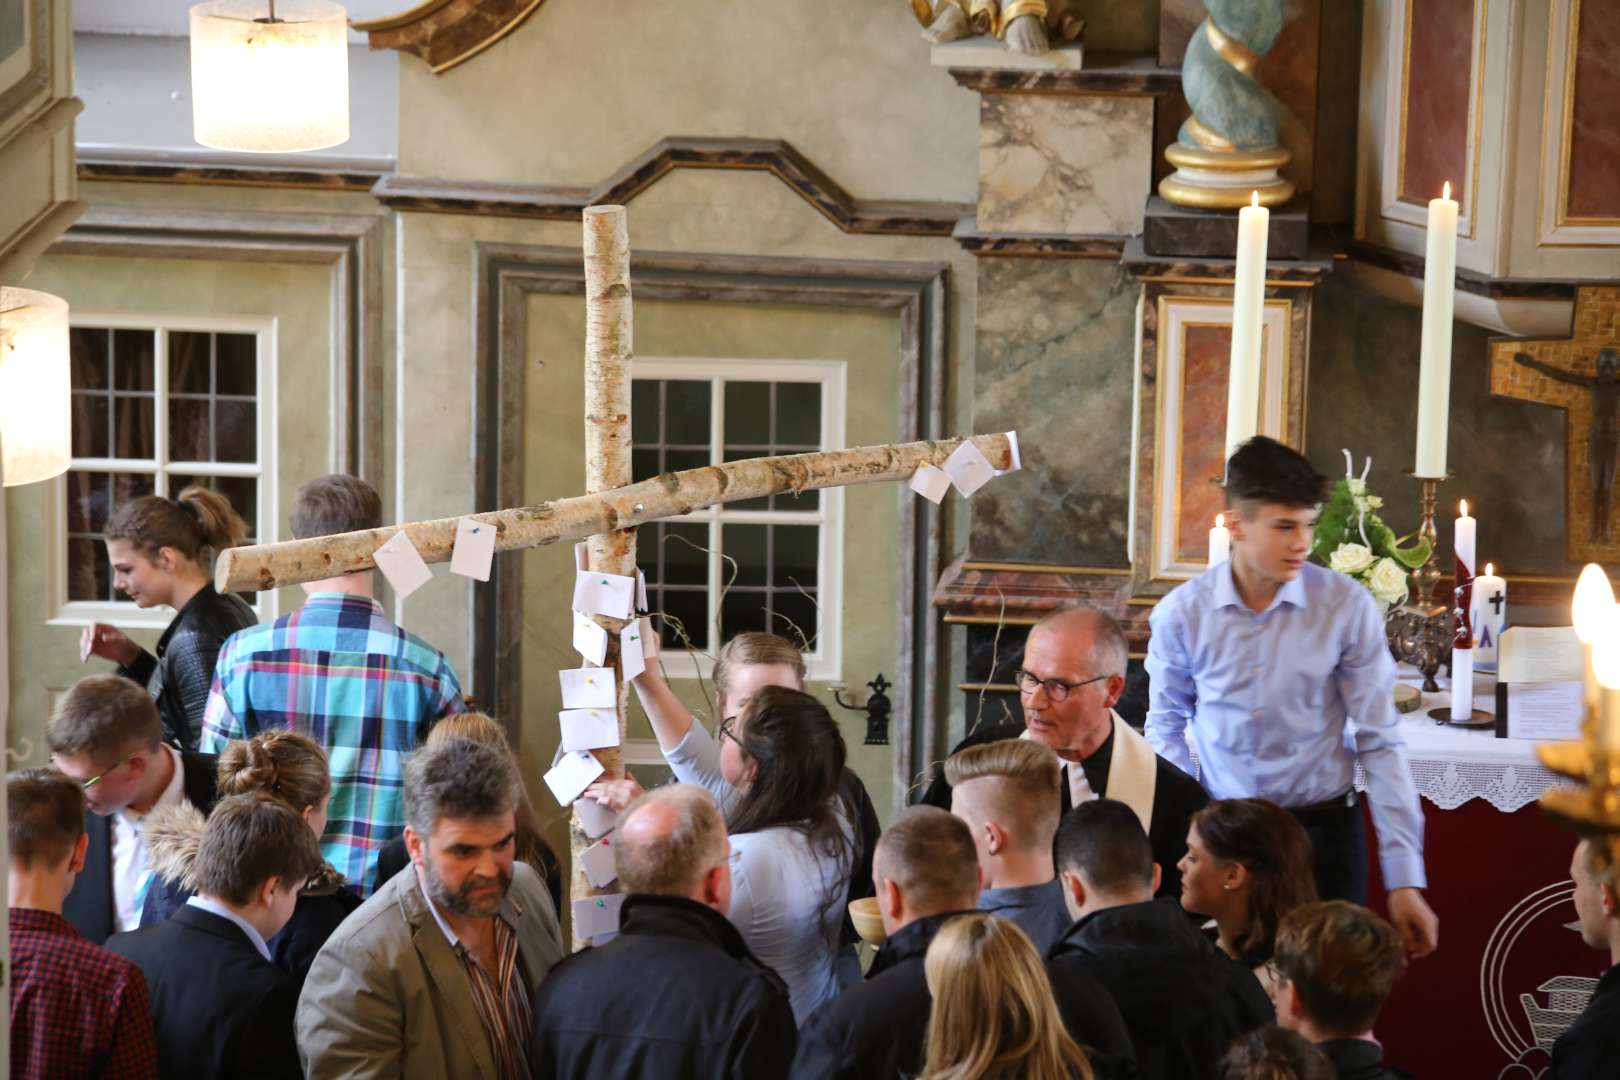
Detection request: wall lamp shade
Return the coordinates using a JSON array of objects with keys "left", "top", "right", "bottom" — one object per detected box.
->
[
  {"left": 190, "top": 0, "right": 350, "bottom": 153},
  {"left": 0, "top": 288, "right": 71, "bottom": 488}
]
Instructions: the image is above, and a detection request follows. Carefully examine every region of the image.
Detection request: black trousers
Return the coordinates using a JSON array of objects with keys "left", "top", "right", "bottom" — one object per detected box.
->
[{"left": 1292, "top": 800, "right": 1369, "bottom": 904}]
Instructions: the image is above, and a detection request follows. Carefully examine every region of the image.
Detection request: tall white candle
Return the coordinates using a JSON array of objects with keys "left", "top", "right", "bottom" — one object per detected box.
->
[
  {"left": 1471, "top": 563, "right": 1506, "bottom": 672},
  {"left": 1591, "top": 607, "right": 1620, "bottom": 751},
  {"left": 1225, "top": 191, "right": 1268, "bottom": 459},
  {"left": 1208, "top": 514, "right": 1231, "bottom": 565},
  {"left": 1414, "top": 182, "right": 1459, "bottom": 478},
  {"left": 1451, "top": 499, "right": 1477, "bottom": 720},
  {"left": 1572, "top": 563, "right": 1615, "bottom": 728}
]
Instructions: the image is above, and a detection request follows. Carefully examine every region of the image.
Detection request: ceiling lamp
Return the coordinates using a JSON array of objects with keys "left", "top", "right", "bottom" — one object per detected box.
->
[
  {"left": 0, "top": 288, "right": 71, "bottom": 488},
  {"left": 190, "top": 0, "right": 350, "bottom": 153}
]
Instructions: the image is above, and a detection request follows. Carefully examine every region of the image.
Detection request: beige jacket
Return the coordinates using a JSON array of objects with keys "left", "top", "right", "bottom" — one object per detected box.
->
[{"left": 295, "top": 861, "right": 563, "bottom": 1080}]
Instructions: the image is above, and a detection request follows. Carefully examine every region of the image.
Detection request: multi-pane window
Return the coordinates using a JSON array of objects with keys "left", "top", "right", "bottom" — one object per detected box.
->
[
  {"left": 60, "top": 323, "right": 265, "bottom": 612},
  {"left": 631, "top": 359, "right": 845, "bottom": 677}
]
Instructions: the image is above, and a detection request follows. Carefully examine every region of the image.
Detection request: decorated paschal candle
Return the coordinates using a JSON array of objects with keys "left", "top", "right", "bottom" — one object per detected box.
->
[
  {"left": 1451, "top": 500, "right": 1476, "bottom": 720},
  {"left": 1471, "top": 563, "right": 1506, "bottom": 673}
]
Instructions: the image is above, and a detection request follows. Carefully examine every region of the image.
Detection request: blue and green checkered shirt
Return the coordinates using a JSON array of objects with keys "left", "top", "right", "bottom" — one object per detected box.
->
[{"left": 200, "top": 592, "right": 465, "bottom": 893}]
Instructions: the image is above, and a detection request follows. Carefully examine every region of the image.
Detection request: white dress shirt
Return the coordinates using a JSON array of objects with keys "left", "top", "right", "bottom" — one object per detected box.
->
[
  {"left": 111, "top": 744, "right": 186, "bottom": 932},
  {"left": 186, "top": 895, "right": 273, "bottom": 961}
]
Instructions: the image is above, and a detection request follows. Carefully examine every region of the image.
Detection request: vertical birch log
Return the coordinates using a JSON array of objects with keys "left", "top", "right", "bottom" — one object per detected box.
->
[{"left": 574, "top": 204, "right": 635, "bottom": 949}]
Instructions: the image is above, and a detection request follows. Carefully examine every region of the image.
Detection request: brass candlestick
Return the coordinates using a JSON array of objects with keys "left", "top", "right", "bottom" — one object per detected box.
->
[{"left": 1384, "top": 473, "right": 1451, "bottom": 692}]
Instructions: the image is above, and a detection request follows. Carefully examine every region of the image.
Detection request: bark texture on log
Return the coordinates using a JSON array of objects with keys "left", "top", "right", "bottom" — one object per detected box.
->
[
  {"left": 215, "top": 433, "right": 1017, "bottom": 595},
  {"left": 574, "top": 206, "right": 635, "bottom": 950}
]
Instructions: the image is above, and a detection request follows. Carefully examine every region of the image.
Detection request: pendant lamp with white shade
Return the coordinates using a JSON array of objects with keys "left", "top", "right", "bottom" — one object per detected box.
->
[
  {"left": 0, "top": 288, "right": 71, "bottom": 488},
  {"left": 190, "top": 0, "right": 350, "bottom": 153}
]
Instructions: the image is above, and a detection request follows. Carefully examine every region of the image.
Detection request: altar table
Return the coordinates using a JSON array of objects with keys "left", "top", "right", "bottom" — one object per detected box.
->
[{"left": 1360, "top": 668, "right": 1599, "bottom": 1079}]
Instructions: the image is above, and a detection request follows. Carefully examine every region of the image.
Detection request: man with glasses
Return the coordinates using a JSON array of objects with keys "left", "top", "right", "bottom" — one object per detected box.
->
[
  {"left": 48, "top": 673, "right": 221, "bottom": 943},
  {"left": 922, "top": 605, "right": 1207, "bottom": 900}
]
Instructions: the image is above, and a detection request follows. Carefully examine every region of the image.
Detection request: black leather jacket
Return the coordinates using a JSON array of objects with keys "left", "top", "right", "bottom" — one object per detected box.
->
[{"left": 118, "top": 583, "right": 256, "bottom": 752}]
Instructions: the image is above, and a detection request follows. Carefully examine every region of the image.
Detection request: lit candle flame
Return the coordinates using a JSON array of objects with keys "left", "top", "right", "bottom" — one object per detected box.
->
[
  {"left": 1216, "top": 513, "right": 1225, "bottom": 528},
  {"left": 1442, "top": 180, "right": 1451, "bottom": 200},
  {"left": 1485, "top": 562, "right": 1494, "bottom": 576},
  {"left": 1459, "top": 498, "right": 1469, "bottom": 517},
  {"left": 1573, "top": 563, "right": 1615, "bottom": 644},
  {"left": 1250, "top": 190, "right": 1259, "bottom": 208}
]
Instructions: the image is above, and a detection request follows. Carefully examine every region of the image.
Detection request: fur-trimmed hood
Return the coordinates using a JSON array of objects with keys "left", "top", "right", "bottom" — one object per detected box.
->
[{"left": 143, "top": 800, "right": 349, "bottom": 895}]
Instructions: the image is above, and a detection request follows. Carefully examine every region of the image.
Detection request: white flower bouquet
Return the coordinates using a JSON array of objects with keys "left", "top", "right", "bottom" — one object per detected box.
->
[{"left": 1310, "top": 452, "right": 1432, "bottom": 610}]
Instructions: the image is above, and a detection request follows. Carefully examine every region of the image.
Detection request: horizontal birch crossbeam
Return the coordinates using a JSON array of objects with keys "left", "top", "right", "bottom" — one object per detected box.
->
[{"left": 215, "top": 433, "right": 1017, "bottom": 594}]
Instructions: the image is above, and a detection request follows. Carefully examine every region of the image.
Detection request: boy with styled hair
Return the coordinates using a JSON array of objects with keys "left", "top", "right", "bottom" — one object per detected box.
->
[
  {"left": 1272, "top": 901, "right": 1411, "bottom": 1079},
  {"left": 944, "top": 738, "right": 1071, "bottom": 952},
  {"left": 49, "top": 673, "right": 220, "bottom": 943},
  {"left": 9, "top": 767, "right": 158, "bottom": 1078},
  {"left": 107, "top": 793, "right": 324, "bottom": 1080},
  {"left": 1146, "top": 436, "right": 1438, "bottom": 957}
]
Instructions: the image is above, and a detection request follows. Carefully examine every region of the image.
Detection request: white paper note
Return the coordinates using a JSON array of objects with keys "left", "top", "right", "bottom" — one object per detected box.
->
[
  {"left": 543, "top": 749, "right": 605, "bottom": 806},
  {"left": 559, "top": 667, "right": 617, "bottom": 709},
  {"left": 572, "top": 570, "right": 637, "bottom": 620},
  {"left": 571, "top": 892, "right": 625, "bottom": 939},
  {"left": 636, "top": 570, "right": 648, "bottom": 613},
  {"left": 572, "top": 611, "right": 609, "bottom": 666},
  {"left": 1497, "top": 626, "right": 1583, "bottom": 684},
  {"left": 1506, "top": 681, "right": 1584, "bottom": 741},
  {"left": 580, "top": 835, "right": 618, "bottom": 888},
  {"left": 449, "top": 517, "right": 497, "bottom": 581},
  {"left": 373, "top": 530, "right": 433, "bottom": 599},
  {"left": 560, "top": 707, "right": 620, "bottom": 752},
  {"left": 909, "top": 463, "right": 952, "bottom": 504},
  {"left": 573, "top": 797, "right": 617, "bottom": 839},
  {"left": 942, "top": 441, "right": 995, "bottom": 497},
  {"left": 620, "top": 623, "right": 648, "bottom": 681}
]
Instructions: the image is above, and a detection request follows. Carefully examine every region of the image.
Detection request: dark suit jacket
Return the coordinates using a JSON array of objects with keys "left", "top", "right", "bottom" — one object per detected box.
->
[
  {"left": 1318, "top": 1038, "right": 1414, "bottom": 1080},
  {"left": 1552, "top": 964, "right": 1620, "bottom": 1080},
  {"left": 792, "top": 910, "right": 1136, "bottom": 1080},
  {"left": 63, "top": 750, "right": 220, "bottom": 945},
  {"left": 919, "top": 719, "right": 1208, "bottom": 899},
  {"left": 105, "top": 904, "right": 302, "bottom": 1080}
]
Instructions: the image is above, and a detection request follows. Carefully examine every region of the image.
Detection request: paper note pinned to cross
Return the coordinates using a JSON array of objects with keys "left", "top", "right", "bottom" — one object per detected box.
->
[
  {"left": 571, "top": 891, "right": 625, "bottom": 939},
  {"left": 909, "top": 462, "right": 952, "bottom": 504},
  {"left": 559, "top": 667, "right": 617, "bottom": 709},
  {"left": 572, "top": 611, "right": 609, "bottom": 666},
  {"left": 580, "top": 835, "right": 617, "bottom": 888},
  {"left": 636, "top": 570, "right": 648, "bottom": 613},
  {"left": 942, "top": 441, "right": 996, "bottom": 497},
  {"left": 542, "top": 749, "right": 604, "bottom": 806},
  {"left": 572, "top": 570, "right": 637, "bottom": 620},
  {"left": 620, "top": 623, "right": 647, "bottom": 681},
  {"left": 559, "top": 708, "right": 619, "bottom": 752},
  {"left": 450, "top": 517, "right": 497, "bottom": 581},
  {"left": 574, "top": 542, "right": 589, "bottom": 571},
  {"left": 373, "top": 529, "right": 433, "bottom": 599},
  {"left": 573, "top": 797, "right": 617, "bottom": 839}
]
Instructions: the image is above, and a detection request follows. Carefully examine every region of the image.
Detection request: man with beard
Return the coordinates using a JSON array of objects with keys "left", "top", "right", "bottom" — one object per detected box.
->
[
  {"left": 922, "top": 605, "right": 1207, "bottom": 899},
  {"left": 297, "top": 737, "right": 563, "bottom": 1080}
]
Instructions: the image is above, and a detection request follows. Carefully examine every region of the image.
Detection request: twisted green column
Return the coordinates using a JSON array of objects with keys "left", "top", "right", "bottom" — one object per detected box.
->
[{"left": 1159, "top": 0, "right": 1294, "bottom": 209}]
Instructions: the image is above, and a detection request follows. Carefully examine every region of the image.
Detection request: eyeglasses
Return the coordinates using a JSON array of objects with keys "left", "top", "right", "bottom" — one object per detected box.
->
[
  {"left": 717, "top": 716, "right": 740, "bottom": 745},
  {"left": 76, "top": 754, "right": 133, "bottom": 790},
  {"left": 1013, "top": 670, "right": 1110, "bottom": 703}
]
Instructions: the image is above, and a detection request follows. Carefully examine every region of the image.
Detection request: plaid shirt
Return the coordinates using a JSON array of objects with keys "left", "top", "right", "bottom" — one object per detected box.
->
[
  {"left": 10, "top": 907, "right": 159, "bottom": 1079},
  {"left": 201, "top": 592, "right": 466, "bottom": 892}
]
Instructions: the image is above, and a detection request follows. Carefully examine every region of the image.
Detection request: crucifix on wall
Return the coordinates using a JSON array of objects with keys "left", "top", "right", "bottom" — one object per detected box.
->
[
  {"left": 212, "top": 205, "right": 1018, "bottom": 947},
  {"left": 1489, "top": 286, "right": 1620, "bottom": 563}
]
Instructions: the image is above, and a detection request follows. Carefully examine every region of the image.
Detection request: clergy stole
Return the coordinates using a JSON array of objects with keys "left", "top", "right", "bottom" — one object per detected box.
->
[{"left": 1026, "top": 711, "right": 1157, "bottom": 833}]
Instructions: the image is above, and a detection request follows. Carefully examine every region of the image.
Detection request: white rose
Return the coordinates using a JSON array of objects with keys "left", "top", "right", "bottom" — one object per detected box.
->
[
  {"left": 1366, "top": 557, "right": 1411, "bottom": 606},
  {"left": 1347, "top": 478, "right": 1367, "bottom": 497},
  {"left": 1329, "top": 543, "right": 1376, "bottom": 575}
]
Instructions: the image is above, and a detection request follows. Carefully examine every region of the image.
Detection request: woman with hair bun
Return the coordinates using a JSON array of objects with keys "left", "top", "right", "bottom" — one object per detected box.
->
[
  {"left": 80, "top": 485, "right": 256, "bottom": 751},
  {"left": 141, "top": 729, "right": 360, "bottom": 991}
]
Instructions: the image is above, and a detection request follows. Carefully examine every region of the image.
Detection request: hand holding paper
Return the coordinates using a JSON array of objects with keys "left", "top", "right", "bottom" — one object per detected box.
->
[{"left": 543, "top": 749, "right": 605, "bottom": 805}]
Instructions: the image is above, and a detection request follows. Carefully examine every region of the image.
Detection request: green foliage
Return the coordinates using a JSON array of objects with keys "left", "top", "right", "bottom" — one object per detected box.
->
[{"left": 1310, "top": 478, "right": 1432, "bottom": 568}]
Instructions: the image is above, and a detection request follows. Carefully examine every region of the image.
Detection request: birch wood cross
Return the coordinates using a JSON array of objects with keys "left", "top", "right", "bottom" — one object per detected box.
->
[{"left": 213, "top": 205, "right": 1017, "bottom": 948}]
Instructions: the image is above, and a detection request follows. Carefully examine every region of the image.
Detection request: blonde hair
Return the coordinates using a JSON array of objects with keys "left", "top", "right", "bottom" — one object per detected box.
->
[
  {"left": 942, "top": 739, "right": 1062, "bottom": 852},
  {"left": 920, "top": 914, "right": 1093, "bottom": 1080},
  {"left": 424, "top": 712, "right": 551, "bottom": 869},
  {"left": 712, "top": 632, "right": 805, "bottom": 717},
  {"left": 105, "top": 485, "right": 248, "bottom": 566},
  {"left": 217, "top": 729, "right": 331, "bottom": 813}
]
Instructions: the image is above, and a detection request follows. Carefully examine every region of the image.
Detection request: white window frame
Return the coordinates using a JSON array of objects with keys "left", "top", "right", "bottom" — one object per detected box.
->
[
  {"left": 630, "top": 356, "right": 846, "bottom": 684},
  {"left": 46, "top": 312, "right": 279, "bottom": 629}
]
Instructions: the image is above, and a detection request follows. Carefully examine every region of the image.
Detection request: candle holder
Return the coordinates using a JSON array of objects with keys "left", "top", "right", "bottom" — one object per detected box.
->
[
  {"left": 1383, "top": 472, "right": 1452, "bottom": 692},
  {"left": 1538, "top": 732, "right": 1620, "bottom": 891}
]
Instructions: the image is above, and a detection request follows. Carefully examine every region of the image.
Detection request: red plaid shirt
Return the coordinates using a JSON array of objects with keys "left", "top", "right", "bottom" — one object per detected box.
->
[{"left": 10, "top": 907, "right": 158, "bottom": 1079}]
